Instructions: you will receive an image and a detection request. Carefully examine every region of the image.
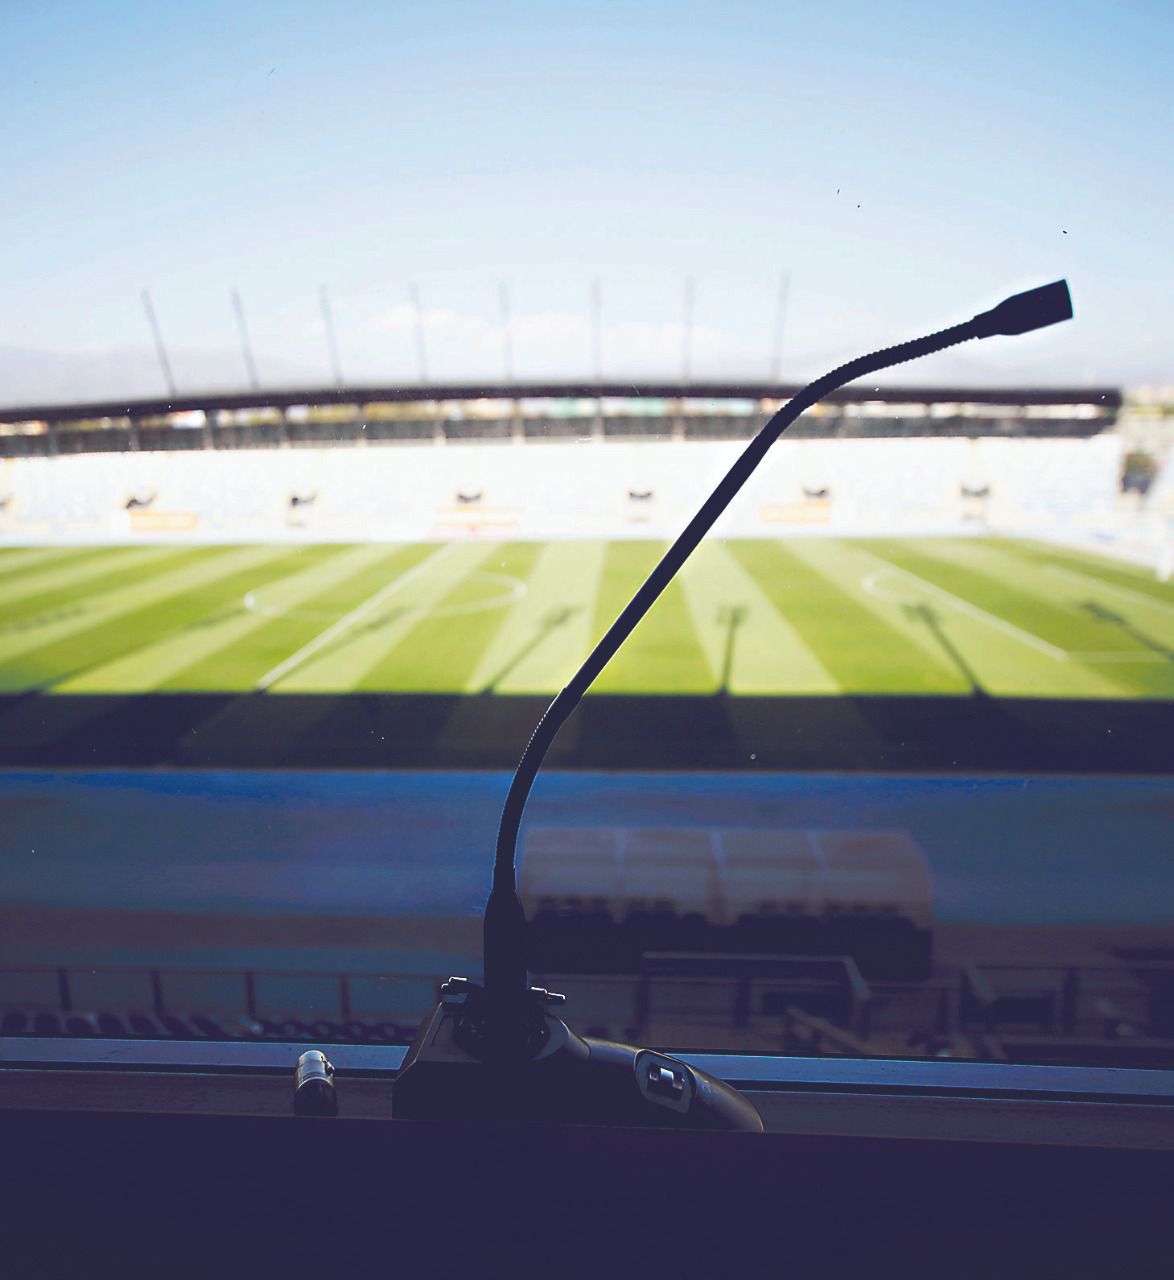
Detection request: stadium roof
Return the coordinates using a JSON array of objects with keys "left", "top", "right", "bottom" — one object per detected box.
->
[{"left": 0, "top": 380, "right": 1122, "bottom": 425}]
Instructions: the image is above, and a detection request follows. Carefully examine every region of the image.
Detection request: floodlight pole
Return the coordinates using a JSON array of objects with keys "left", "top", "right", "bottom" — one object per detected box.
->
[
  {"left": 318, "top": 286, "right": 344, "bottom": 389},
  {"left": 498, "top": 281, "right": 514, "bottom": 385},
  {"left": 591, "top": 278, "right": 603, "bottom": 385},
  {"left": 500, "top": 281, "right": 521, "bottom": 441},
  {"left": 591, "top": 278, "right": 604, "bottom": 439},
  {"left": 681, "top": 275, "right": 695, "bottom": 387},
  {"left": 141, "top": 289, "right": 177, "bottom": 398},
  {"left": 231, "top": 289, "right": 260, "bottom": 390},
  {"left": 410, "top": 283, "right": 429, "bottom": 386},
  {"left": 770, "top": 270, "right": 790, "bottom": 384},
  {"left": 678, "top": 276, "right": 695, "bottom": 439}
]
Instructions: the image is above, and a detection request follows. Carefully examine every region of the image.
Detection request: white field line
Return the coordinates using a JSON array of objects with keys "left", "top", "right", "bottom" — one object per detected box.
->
[
  {"left": 255, "top": 544, "right": 456, "bottom": 690},
  {"left": 431, "top": 572, "right": 527, "bottom": 618},
  {"left": 1066, "top": 652, "right": 1167, "bottom": 664},
  {"left": 1043, "top": 564, "right": 1174, "bottom": 619},
  {"left": 861, "top": 568, "right": 1069, "bottom": 661}
]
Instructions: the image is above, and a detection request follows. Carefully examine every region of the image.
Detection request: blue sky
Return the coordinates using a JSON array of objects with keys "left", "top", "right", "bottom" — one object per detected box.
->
[{"left": 1, "top": 0, "right": 1171, "bottom": 401}]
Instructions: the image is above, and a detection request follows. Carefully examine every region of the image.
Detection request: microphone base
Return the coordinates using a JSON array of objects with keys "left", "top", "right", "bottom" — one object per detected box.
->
[{"left": 392, "top": 992, "right": 763, "bottom": 1132}]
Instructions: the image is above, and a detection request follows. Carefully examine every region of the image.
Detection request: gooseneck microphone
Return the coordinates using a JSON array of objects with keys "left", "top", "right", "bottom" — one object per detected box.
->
[{"left": 393, "top": 280, "right": 1073, "bottom": 1129}]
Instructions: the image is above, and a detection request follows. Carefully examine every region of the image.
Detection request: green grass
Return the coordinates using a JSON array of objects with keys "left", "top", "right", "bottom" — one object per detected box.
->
[{"left": 0, "top": 537, "right": 1171, "bottom": 701}]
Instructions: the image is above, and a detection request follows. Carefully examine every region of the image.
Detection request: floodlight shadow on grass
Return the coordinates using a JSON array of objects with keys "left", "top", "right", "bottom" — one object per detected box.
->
[
  {"left": 479, "top": 606, "right": 580, "bottom": 694},
  {"left": 1081, "top": 601, "right": 1174, "bottom": 663},
  {"left": 901, "top": 601, "right": 983, "bottom": 696},
  {"left": 715, "top": 604, "right": 749, "bottom": 695}
]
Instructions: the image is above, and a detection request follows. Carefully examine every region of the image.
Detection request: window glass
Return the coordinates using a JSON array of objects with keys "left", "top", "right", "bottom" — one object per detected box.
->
[{"left": 1, "top": 1, "right": 1171, "bottom": 1070}]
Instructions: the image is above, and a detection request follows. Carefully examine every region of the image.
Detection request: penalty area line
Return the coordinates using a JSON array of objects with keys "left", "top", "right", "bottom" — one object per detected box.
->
[
  {"left": 862, "top": 566, "right": 1069, "bottom": 661},
  {"left": 254, "top": 544, "right": 457, "bottom": 690}
]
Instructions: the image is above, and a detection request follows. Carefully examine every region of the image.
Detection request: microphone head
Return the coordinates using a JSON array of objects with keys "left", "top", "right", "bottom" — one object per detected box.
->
[{"left": 972, "top": 279, "right": 1073, "bottom": 338}]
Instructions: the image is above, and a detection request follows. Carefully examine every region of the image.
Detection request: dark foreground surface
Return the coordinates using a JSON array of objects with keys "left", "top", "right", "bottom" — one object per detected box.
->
[{"left": 2, "top": 1107, "right": 1169, "bottom": 1273}]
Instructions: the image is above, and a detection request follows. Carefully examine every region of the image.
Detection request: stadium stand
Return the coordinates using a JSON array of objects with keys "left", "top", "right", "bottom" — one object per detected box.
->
[
  {"left": 1, "top": 383, "right": 1148, "bottom": 549},
  {"left": 520, "top": 826, "right": 934, "bottom": 980},
  {"left": 5, "top": 946, "right": 1173, "bottom": 1067},
  {"left": 0, "top": 434, "right": 1138, "bottom": 544}
]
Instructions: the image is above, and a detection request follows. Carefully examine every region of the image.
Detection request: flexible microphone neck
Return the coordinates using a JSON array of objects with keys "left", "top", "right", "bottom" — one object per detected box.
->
[{"left": 483, "top": 280, "right": 1073, "bottom": 1022}]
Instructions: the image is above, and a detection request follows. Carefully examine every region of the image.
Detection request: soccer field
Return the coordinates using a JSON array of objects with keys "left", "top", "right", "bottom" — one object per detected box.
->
[
  {"left": 1, "top": 535, "right": 1171, "bottom": 772},
  {"left": 1, "top": 537, "right": 1171, "bottom": 700}
]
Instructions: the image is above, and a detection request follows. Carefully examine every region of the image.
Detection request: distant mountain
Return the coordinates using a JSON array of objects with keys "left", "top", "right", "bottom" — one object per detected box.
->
[{"left": 0, "top": 345, "right": 311, "bottom": 411}]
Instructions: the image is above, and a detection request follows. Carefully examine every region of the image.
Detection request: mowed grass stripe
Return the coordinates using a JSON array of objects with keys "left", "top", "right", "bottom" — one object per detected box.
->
[
  {"left": 173, "top": 544, "right": 437, "bottom": 691},
  {"left": 278, "top": 543, "right": 492, "bottom": 692},
  {"left": 841, "top": 539, "right": 1130, "bottom": 698},
  {"left": 730, "top": 541, "right": 966, "bottom": 694},
  {"left": 862, "top": 539, "right": 1114, "bottom": 650},
  {"left": 862, "top": 539, "right": 1164, "bottom": 698},
  {"left": 467, "top": 541, "right": 608, "bottom": 694},
  {"left": 357, "top": 541, "right": 546, "bottom": 693},
  {"left": 589, "top": 541, "right": 713, "bottom": 694},
  {"left": 57, "top": 544, "right": 353, "bottom": 692},
  {"left": 1003, "top": 539, "right": 1172, "bottom": 697},
  {"left": 0, "top": 544, "right": 185, "bottom": 618},
  {"left": 0, "top": 546, "right": 98, "bottom": 583},
  {"left": 776, "top": 540, "right": 979, "bottom": 674},
  {"left": 0, "top": 546, "right": 239, "bottom": 670},
  {"left": 0, "top": 544, "right": 109, "bottom": 579},
  {"left": 679, "top": 542, "right": 840, "bottom": 694},
  {"left": 934, "top": 537, "right": 1174, "bottom": 657},
  {"left": 1040, "top": 563, "right": 1174, "bottom": 625},
  {"left": 891, "top": 538, "right": 1162, "bottom": 652},
  {"left": 0, "top": 546, "right": 297, "bottom": 691},
  {"left": 1006, "top": 538, "right": 1174, "bottom": 607}
]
